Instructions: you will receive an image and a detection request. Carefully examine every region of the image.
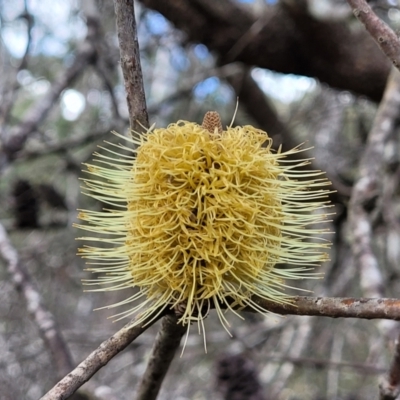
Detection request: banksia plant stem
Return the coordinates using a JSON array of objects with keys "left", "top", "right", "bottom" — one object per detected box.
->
[
  {"left": 135, "top": 314, "right": 187, "bottom": 400},
  {"left": 76, "top": 111, "right": 331, "bottom": 338}
]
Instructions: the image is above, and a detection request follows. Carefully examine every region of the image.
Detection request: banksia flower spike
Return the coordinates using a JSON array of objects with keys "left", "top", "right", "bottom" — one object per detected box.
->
[{"left": 76, "top": 111, "right": 331, "bottom": 335}]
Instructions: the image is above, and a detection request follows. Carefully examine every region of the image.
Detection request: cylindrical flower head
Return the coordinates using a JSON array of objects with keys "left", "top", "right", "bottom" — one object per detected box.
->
[{"left": 76, "top": 112, "right": 331, "bottom": 331}]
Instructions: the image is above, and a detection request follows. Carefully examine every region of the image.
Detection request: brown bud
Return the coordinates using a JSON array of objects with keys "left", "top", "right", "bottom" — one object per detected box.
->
[{"left": 202, "top": 111, "right": 223, "bottom": 135}]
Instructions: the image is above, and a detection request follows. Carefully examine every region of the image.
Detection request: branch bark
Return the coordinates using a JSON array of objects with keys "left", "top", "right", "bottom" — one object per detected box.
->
[
  {"left": 380, "top": 332, "right": 400, "bottom": 400},
  {"left": 114, "top": 0, "right": 149, "bottom": 134},
  {"left": 247, "top": 296, "right": 400, "bottom": 320},
  {"left": 135, "top": 314, "right": 187, "bottom": 400},
  {"left": 347, "top": 0, "right": 400, "bottom": 71}
]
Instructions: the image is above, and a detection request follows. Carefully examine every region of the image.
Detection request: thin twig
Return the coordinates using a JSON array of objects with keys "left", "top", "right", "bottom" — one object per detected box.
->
[
  {"left": 114, "top": 0, "right": 149, "bottom": 134},
  {"left": 40, "top": 311, "right": 165, "bottom": 400},
  {"left": 135, "top": 314, "right": 187, "bottom": 400},
  {"left": 0, "top": 223, "right": 74, "bottom": 379},
  {"left": 347, "top": 0, "right": 400, "bottom": 70},
  {"left": 380, "top": 332, "right": 400, "bottom": 399},
  {"left": 247, "top": 296, "right": 400, "bottom": 320}
]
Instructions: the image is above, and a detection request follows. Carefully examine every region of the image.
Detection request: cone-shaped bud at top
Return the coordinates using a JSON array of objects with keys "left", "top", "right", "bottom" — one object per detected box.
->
[
  {"left": 202, "top": 111, "right": 223, "bottom": 135},
  {"left": 76, "top": 111, "right": 332, "bottom": 334}
]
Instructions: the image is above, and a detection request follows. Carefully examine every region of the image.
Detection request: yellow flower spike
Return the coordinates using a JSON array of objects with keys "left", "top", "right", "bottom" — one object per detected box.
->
[{"left": 75, "top": 111, "right": 332, "bottom": 337}]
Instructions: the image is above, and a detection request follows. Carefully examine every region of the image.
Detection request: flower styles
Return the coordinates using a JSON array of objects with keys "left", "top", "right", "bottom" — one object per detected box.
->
[{"left": 76, "top": 112, "right": 331, "bottom": 332}]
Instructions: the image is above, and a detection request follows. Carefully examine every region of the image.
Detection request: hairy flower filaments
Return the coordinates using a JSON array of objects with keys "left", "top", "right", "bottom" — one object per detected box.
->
[{"left": 76, "top": 112, "right": 331, "bottom": 333}]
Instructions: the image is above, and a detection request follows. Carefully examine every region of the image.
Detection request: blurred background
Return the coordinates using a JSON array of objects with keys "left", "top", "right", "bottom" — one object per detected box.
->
[{"left": 1, "top": 0, "right": 400, "bottom": 399}]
